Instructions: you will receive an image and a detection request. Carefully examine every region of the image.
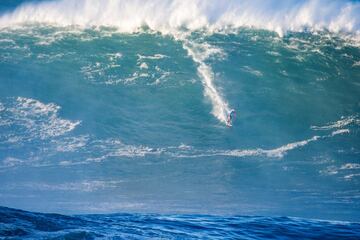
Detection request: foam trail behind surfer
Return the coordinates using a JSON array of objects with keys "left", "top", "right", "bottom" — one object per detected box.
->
[{"left": 179, "top": 35, "right": 232, "bottom": 124}]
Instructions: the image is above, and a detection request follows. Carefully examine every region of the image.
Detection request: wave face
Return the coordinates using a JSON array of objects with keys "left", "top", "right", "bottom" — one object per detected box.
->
[
  {"left": 1, "top": 206, "right": 360, "bottom": 240},
  {"left": 0, "top": 0, "right": 360, "bottom": 227}
]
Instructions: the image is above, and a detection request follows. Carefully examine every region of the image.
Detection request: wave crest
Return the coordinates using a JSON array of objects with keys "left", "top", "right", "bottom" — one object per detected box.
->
[{"left": 0, "top": 0, "right": 359, "bottom": 38}]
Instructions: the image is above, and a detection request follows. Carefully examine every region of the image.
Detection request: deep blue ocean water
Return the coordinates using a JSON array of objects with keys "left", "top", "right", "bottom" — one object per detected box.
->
[
  {"left": 0, "top": 0, "right": 360, "bottom": 239},
  {"left": 1, "top": 206, "right": 360, "bottom": 239}
]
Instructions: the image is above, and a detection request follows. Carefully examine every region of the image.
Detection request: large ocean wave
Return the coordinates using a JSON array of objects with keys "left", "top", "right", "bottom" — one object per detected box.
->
[
  {"left": 1, "top": 0, "right": 360, "bottom": 225},
  {"left": 1, "top": 0, "right": 360, "bottom": 124},
  {"left": 1, "top": 0, "right": 360, "bottom": 123}
]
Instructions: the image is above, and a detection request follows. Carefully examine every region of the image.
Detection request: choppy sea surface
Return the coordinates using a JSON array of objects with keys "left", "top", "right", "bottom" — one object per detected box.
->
[
  {"left": 1, "top": 206, "right": 360, "bottom": 239},
  {"left": 0, "top": 0, "right": 360, "bottom": 239}
]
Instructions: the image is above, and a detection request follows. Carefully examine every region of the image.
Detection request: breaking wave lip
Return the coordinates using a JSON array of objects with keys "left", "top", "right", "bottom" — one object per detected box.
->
[{"left": 0, "top": 0, "right": 359, "bottom": 39}]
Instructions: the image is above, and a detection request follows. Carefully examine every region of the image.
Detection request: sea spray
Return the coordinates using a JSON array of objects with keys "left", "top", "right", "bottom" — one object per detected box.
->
[{"left": 0, "top": 0, "right": 359, "bottom": 39}]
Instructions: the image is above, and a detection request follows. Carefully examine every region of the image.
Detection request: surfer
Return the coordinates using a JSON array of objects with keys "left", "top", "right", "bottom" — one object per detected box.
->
[{"left": 226, "top": 109, "right": 236, "bottom": 127}]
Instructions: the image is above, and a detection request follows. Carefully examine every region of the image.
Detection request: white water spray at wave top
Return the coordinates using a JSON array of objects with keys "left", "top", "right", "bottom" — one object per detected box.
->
[{"left": 0, "top": 0, "right": 359, "bottom": 38}]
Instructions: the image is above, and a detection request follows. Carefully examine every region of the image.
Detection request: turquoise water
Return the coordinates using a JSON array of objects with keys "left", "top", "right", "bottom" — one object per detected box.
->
[{"left": 0, "top": 0, "right": 360, "bottom": 228}]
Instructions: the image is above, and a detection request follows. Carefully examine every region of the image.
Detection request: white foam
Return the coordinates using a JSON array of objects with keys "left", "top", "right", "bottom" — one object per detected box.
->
[
  {"left": 172, "top": 125, "right": 352, "bottom": 159},
  {"left": 241, "top": 66, "right": 263, "bottom": 77},
  {"left": 341, "top": 163, "right": 360, "bottom": 170},
  {"left": 320, "top": 162, "right": 360, "bottom": 178},
  {"left": 0, "top": 102, "right": 4, "bottom": 112},
  {"left": 267, "top": 51, "right": 281, "bottom": 57},
  {"left": 47, "top": 124, "right": 355, "bottom": 166},
  {"left": 139, "top": 62, "right": 148, "bottom": 69},
  {"left": 222, "top": 136, "right": 320, "bottom": 158},
  {"left": 122, "top": 72, "right": 143, "bottom": 84},
  {"left": 344, "top": 173, "right": 360, "bottom": 180},
  {"left": 181, "top": 39, "right": 230, "bottom": 123},
  {"left": 320, "top": 166, "right": 339, "bottom": 176},
  {"left": 0, "top": 111, "right": 355, "bottom": 170},
  {"left": 107, "top": 52, "right": 123, "bottom": 60},
  {"left": 109, "top": 145, "right": 162, "bottom": 158},
  {"left": 311, "top": 116, "right": 358, "bottom": 130},
  {"left": 2, "top": 157, "right": 24, "bottom": 167},
  {"left": 0, "top": 0, "right": 359, "bottom": 39},
  {"left": 0, "top": 39, "right": 16, "bottom": 44},
  {"left": 52, "top": 135, "right": 89, "bottom": 152},
  {"left": 332, "top": 129, "right": 350, "bottom": 136},
  {"left": 137, "top": 54, "right": 168, "bottom": 60},
  {"left": 178, "top": 143, "right": 192, "bottom": 150},
  {"left": 85, "top": 139, "right": 164, "bottom": 163},
  {"left": 150, "top": 67, "right": 170, "bottom": 85},
  {"left": 7, "top": 180, "right": 123, "bottom": 192},
  {"left": 2, "top": 97, "right": 80, "bottom": 141},
  {"left": 353, "top": 61, "right": 360, "bottom": 67}
]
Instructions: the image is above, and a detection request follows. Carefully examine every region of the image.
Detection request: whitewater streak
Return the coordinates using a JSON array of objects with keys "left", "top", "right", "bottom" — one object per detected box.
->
[{"left": 180, "top": 37, "right": 230, "bottom": 123}]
